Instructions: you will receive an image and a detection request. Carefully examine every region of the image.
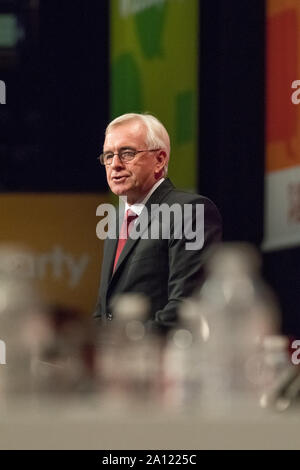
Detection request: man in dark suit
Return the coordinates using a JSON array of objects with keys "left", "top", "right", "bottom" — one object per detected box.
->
[{"left": 94, "top": 113, "right": 222, "bottom": 331}]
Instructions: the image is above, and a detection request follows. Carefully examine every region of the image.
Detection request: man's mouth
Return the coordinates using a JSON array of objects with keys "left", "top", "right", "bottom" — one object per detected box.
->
[{"left": 112, "top": 175, "right": 128, "bottom": 182}]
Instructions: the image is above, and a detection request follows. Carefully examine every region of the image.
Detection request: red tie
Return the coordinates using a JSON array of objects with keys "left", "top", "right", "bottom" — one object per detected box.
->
[{"left": 113, "top": 209, "right": 138, "bottom": 272}]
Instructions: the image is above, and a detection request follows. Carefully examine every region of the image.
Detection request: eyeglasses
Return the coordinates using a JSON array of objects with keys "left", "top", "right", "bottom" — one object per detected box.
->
[{"left": 98, "top": 148, "right": 160, "bottom": 166}]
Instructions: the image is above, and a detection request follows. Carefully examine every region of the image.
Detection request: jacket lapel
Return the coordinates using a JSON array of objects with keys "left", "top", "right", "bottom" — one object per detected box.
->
[
  {"left": 109, "top": 178, "right": 174, "bottom": 281},
  {"left": 100, "top": 207, "right": 121, "bottom": 289},
  {"left": 102, "top": 237, "right": 118, "bottom": 287}
]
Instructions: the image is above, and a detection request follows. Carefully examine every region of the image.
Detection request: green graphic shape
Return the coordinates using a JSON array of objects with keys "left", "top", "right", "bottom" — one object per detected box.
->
[
  {"left": 175, "top": 91, "right": 196, "bottom": 145},
  {"left": 0, "top": 14, "right": 18, "bottom": 47},
  {"left": 134, "top": 3, "right": 168, "bottom": 59},
  {"left": 111, "top": 53, "right": 143, "bottom": 119},
  {"left": 110, "top": 0, "right": 199, "bottom": 191}
]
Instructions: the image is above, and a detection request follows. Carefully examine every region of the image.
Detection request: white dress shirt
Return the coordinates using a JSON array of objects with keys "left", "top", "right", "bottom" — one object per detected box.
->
[{"left": 121, "top": 178, "right": 165, "bottom": 219}]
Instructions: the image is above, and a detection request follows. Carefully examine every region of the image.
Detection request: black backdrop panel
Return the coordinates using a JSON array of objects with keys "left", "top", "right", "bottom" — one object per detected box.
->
[{"left": 0, "top": 0, "right": 109, "bottom": 192}]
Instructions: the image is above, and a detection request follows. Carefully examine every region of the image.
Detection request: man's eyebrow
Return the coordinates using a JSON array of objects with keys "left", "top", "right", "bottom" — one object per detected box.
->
[
  {"left": 103, "top": 146, "right": 136, "bottom": 154},
  {"left": 119, "top": 146, "right": 136, "bottom": 151}
]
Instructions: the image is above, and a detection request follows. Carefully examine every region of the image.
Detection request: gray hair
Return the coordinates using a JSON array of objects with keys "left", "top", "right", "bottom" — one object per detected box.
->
[{"left": 105, "top": 113, "right": 170, "bottom": 176}]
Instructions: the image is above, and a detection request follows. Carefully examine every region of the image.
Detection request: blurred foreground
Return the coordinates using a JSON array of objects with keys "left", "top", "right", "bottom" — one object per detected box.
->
[{"left": 0, "top": 243, "right": 300, "bottom": 449}]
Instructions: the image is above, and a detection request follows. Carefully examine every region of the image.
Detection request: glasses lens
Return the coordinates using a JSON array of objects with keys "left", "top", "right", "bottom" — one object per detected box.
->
[
  {"left": 100, "top": 150, "right": 137, "bottom": 165},
  {"left": 100, "top": 153, "right": 113, "bottom": 165},
  {"left": 120, "top": 150, "right": 135, "bottom": 162}
]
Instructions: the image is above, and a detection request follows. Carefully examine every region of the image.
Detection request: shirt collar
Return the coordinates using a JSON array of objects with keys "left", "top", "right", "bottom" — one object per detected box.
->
[{"left": 122, "top": 178, "right": 165, "bottom": 216}]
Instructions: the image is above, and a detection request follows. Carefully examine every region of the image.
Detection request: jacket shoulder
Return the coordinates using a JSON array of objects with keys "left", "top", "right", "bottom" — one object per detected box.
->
[
  {"left": 164, "top": 187, "right": 219, "bottom": 208},
  {"left": 162, "top": 188, "right": 222, "bottom": 226}
]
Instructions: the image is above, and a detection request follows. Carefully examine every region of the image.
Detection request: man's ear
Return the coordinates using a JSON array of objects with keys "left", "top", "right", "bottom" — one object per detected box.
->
[
  {"left": 155, "top": 150, "right": 167, "bottom": 171},
  {"left": 154, "top": 150, "right": 167, "bottom": 179}
]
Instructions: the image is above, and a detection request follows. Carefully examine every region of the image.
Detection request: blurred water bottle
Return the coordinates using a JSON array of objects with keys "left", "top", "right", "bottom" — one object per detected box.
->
[
  {"left": 195, "top": 243, "right": 281, "bottom": 414},
  {"left": 0, "top": 245, "right": 47, "bottom": 402},
  {"left": 259, "top": 335, "right": 297, "bottom": 411},
  {"left": 95, "top": 293, "right": 162, "bottom": 406},
  {"left": 162, "top": 300, "right": 208, "bottom": 410}
]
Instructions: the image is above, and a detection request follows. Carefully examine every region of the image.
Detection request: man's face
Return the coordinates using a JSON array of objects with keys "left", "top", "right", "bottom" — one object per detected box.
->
[{"left": 103, "top": 120, "right": 166, "bottom": 204}]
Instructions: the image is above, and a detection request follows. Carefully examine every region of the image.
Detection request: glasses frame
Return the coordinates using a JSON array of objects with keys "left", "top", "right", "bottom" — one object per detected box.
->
[{"left": 98, "top": 148, "right": 161, "bottom": 166}]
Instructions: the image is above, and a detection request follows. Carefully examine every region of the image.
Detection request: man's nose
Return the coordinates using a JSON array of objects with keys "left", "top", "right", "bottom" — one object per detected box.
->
[{"left": 110, "top": 153, "right": 125, "bottom": 169}]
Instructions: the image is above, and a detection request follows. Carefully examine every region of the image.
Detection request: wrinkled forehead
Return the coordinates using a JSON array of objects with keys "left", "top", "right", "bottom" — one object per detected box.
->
[{"left": 104, "top": 120, "right": 147, "bottom": 150}]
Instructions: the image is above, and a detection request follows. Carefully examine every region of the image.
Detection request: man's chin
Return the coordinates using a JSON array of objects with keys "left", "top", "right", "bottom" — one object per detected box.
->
[{"left": 110, "top": 182, "right": 130, "bottom": 196}]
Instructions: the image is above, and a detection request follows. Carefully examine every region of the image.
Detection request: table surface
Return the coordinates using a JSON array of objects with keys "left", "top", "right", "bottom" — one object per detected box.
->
[{"left": 0, "top": 398, "right": 299, "bottom": 450}]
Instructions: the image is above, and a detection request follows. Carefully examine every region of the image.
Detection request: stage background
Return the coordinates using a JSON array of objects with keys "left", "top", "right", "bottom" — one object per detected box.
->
[
  {"left": 0, "top": 0, "right": 110, "bottom": 316},
  {"left": 263, "top": 0, "right": 300, "bottom": 251},
  {"left": 0, "top": 0, "right": 299, "bottom": 335},
  {"left": 199, "top": 0, "right": 300, "bottom": 337}
]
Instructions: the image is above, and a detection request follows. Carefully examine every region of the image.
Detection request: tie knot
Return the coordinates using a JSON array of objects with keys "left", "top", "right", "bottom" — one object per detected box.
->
[
  {"left": 126, "top": 209, "right": 138, "bottom": 221},
  {"left": 124, "top": 209, "right": 138, "bottom": 236}
]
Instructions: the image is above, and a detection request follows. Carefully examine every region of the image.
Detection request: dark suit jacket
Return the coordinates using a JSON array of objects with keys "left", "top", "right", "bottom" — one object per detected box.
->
[{"left": 94, "top": 179, "right": 222, "bottom": 330}]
